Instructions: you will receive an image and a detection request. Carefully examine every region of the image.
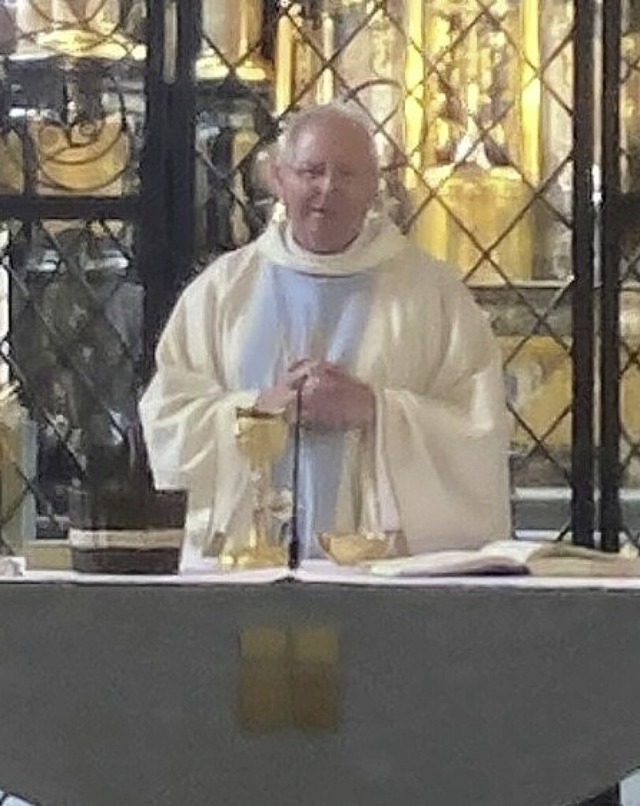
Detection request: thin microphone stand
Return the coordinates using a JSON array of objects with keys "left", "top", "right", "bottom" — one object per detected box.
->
[{"left": 288, "top": 385, "right": 302, "bottom": 571}]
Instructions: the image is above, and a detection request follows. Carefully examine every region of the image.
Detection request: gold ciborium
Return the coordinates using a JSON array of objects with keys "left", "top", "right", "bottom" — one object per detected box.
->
[
  {"left": 318, "top": 531, "right": 395, "bottom": 566},
  {"left": 222, "top": 406, "right": 289, "bottom": 569}
]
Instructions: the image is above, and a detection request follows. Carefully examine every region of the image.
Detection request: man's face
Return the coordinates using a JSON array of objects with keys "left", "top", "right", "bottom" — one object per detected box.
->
[{"left": 273, "top": 117, "right": 379, "bottom": 254}]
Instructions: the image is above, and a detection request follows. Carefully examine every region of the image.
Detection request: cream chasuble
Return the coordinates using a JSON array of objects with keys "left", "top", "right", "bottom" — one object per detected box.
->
[{"left": 139, "top": 213, "right": 511, "bottom": 569}]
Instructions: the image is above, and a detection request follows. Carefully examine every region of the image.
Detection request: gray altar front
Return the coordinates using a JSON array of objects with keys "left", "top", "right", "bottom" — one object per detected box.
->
[{"left": 1, "top": 573, "right": 640, "bottom": 806}]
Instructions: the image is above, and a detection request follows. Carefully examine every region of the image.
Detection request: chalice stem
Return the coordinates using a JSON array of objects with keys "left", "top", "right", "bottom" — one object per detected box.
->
[{"left": 250, "top": 462, "right": 270, "bottom": 549}]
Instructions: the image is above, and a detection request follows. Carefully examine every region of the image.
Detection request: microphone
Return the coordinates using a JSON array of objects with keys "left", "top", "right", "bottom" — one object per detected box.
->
[{"left": 288, "top": 385, "right": 302, "bottom": 571}]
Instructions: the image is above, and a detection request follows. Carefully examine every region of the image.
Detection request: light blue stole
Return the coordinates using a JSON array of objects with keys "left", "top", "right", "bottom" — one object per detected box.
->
[{"left": 239, "top": 263, "right": 374, "bottom": 557}]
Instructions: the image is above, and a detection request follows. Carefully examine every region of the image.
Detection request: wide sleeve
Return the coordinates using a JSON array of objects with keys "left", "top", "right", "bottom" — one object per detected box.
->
[
  {"left": 138, "top": 280, "right": 257, "bottom": 546},
  {"left": 375, "top": 281, "right": 512, "bottom": 553}
]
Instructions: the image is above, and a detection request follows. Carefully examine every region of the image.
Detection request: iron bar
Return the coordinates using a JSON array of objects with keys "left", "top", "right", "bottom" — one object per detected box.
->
[
  {"left": 289, "top": 386, "right": 302, "bottom": 571},
  {"left": 0, "top": 196, "right": 140, "bottom": 221},
  {"left": 139, "top": 0, "right": 170, "bottom": 380},
  {"left": 571, "top": 0, "right": 597, "bottom": 547},
  {"left": 167, "top": 0, "right": 198, "bottom": 288},
  {"left": 600, "top": 0, "right": 622, "bottom": 551}
]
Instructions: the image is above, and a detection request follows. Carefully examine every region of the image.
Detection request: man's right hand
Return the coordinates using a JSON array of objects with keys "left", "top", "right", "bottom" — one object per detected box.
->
[
  {"left": 255, "top": 362, "right": 313, "bottom": 419},
  {"left": 255, "top": 381, "right": 296, "bottom": 416}
]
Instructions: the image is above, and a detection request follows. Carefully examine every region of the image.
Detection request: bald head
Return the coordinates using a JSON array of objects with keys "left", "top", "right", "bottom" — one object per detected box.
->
[
  {"left": 271, "top": 104, "right": 380, "bottom": 254},
  {"left": 279, "top": 103, "right": 379, "bottom": 173}
]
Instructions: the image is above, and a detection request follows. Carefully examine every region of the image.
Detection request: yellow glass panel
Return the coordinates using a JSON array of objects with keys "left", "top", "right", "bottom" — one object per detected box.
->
[
  {"left": 620, "top": 291, "right": 640, "bottom": 484},
  {"left": 0, "top": 132, "right": 24, "bottom": 194},
  {"left": 411, "top": 164, "right": 534, "bottom": 284},
  {"left": 621, "top": 2, "right": 640, "bottom": 193},
  {"left": 501, "top": 335, "right": 572, "bottom": 450},
  {"left": 408, "top": 0, "right": 538, "bottom": 281},
  {"left": 198, "top": 0, "right": 269, "bottom": 82}
]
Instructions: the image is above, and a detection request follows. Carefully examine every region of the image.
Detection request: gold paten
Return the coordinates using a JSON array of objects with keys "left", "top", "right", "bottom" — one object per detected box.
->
[
  {"left": 221, "top": 407, "right": 289, "bottom": 569},
  {"left": 318, "top": 531, "right": 397, "bottom": 566}
]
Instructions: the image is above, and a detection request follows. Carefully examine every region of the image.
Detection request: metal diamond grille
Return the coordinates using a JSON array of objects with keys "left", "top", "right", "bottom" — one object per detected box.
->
[
  {"left": 618, "top": 243, "right": 640, "bottom": 540},
  {"left": 192, "top": 0, "right": 578, "bottom": 535},
  {"left": 618, "top": 0, "right": 640, "bottom": 540},
  {"left": 0, "top": 1, "right": 598, "bottom": 542},
  {"left": 620, "top": 0, "right": 640, "bottom": 195},
  {"left": 0, "top": 218, "right": 142, "bottom": 540},
  {"left": 0, "top": 1, "right": 147, "bottom": 543}
]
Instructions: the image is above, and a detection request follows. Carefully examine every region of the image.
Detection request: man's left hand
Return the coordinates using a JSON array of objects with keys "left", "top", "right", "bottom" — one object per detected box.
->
[{"left": 291, "top": 360, "right": 375, "bottom": 431}]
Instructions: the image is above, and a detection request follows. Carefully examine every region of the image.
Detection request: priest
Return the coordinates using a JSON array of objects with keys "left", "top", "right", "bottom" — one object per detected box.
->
[{"left": 139, "top": 102, "right": 512, "bottom": 568}]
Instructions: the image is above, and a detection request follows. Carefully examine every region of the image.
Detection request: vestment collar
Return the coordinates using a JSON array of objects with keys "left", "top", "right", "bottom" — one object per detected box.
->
[{"left": 257, "top": 210, "right": 407, "bottom": 275}]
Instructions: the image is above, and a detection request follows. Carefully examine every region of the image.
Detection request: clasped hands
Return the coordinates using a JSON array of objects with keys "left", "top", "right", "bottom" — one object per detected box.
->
[{"left": 256, "top": 359, "right": 375, "bottom": 431}]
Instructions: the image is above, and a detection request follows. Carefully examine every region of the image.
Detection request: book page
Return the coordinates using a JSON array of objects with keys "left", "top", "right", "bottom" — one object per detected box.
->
[
  {"left": 527, "top": 555, "right": 640, "bottom": 578},
  {"left": 365, "top": 549, "right": 527, "bottom": 578},
  {"left": 480, "top": 540, "right": 640, "bottom": 577},
  {"left": 478, "top": 540, "right": 545, "bottom": 563}
]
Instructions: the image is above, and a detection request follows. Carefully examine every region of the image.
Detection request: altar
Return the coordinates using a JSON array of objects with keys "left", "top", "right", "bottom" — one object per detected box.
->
[{"left": 1, "top": 568, "right": 640, "bottom": 806}]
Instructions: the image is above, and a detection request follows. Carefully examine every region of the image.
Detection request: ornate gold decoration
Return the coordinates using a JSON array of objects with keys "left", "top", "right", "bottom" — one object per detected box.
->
[
  {"left": 23, "top": 0, "right": 146, "bottom": 60},
  {"left": 33, "top": 116, "right": 129, "bottom": 195},
  {"left": 0, "top": 117, "right": 129, "bottom": 198}
]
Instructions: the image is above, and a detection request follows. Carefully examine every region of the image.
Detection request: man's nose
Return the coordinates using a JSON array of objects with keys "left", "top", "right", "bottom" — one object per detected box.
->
[{"left": 317, "top": 170, "right": 339, "bottom": 195}]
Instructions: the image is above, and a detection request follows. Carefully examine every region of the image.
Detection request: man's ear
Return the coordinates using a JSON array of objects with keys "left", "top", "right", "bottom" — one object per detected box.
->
[{"left": 265, "top": 148, "right": 285, "bottom": 200}]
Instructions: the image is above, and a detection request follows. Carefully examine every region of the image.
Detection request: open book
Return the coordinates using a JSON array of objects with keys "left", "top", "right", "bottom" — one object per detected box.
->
[{"left": 364, "top": 539, "right": 640, "bottom": 578}]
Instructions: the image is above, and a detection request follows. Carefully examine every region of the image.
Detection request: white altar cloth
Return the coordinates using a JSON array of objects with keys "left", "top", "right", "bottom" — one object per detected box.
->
[{"left": 7, "top": 558, "right": 640, "bottom": 589}]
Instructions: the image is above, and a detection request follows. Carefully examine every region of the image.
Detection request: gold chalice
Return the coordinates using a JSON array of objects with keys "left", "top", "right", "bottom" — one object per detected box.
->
[{"left": 221, "top": 406, "right": 289, "bottom": 569}]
